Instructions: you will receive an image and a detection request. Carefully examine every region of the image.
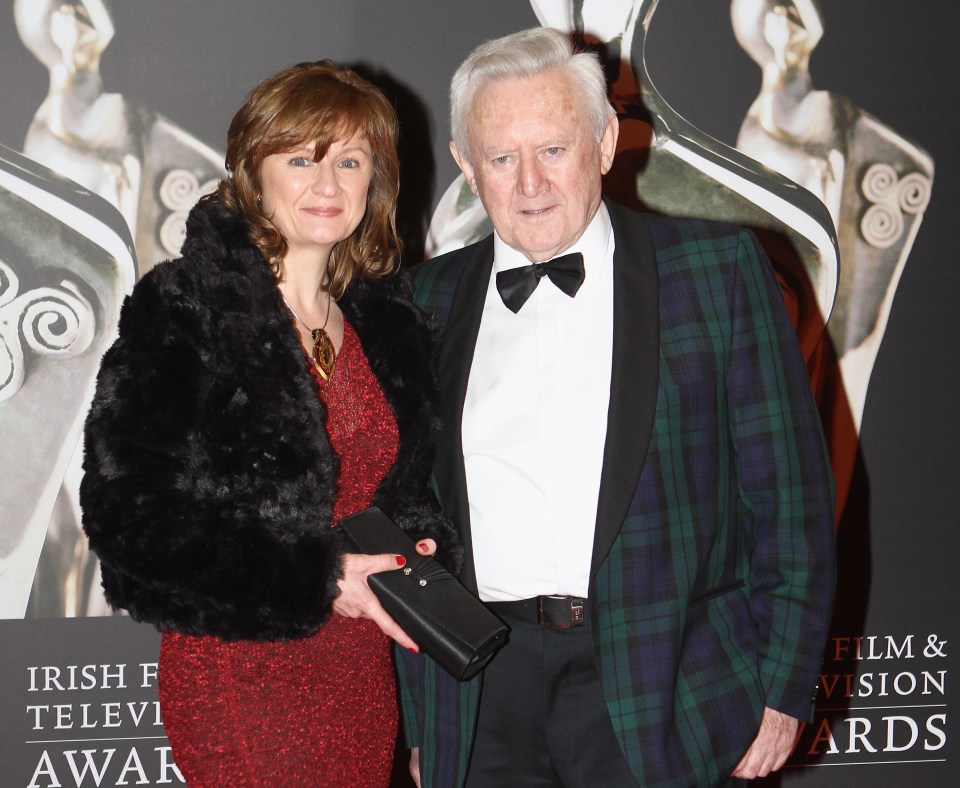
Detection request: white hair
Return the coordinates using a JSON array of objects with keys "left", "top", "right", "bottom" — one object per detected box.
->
[{"left": 450, "top": 27, "right": 615, "bottom": 160}]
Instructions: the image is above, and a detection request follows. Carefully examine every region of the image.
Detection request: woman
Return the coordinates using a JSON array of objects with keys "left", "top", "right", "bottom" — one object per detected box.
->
[{"left": 80, "top": 61, "right": 460, "bottom": 786}]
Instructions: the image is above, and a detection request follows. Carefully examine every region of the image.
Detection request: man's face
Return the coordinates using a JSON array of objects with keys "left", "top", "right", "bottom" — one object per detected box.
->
[{"left": 452, "top": 68, "right": 618, "bottom": 262}]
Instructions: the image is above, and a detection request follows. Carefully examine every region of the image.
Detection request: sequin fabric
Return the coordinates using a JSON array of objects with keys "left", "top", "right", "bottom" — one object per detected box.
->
[{"left": 159, "top": 321, "right": 400, "bottom": 787}]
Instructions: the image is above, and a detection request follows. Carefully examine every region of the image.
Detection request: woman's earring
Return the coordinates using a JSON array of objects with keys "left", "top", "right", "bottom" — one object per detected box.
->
[{"left": 256, "top": 195, "right": 263, "bottom": 210}]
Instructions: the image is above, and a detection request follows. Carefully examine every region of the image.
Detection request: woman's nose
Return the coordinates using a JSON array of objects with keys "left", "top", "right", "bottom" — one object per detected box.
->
[{"left": 312, "top": 160, "right": 340, "bottom": 195}]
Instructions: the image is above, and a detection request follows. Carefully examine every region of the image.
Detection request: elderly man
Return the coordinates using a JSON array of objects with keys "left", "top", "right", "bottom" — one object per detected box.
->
[{"left": 399, "top": 26, "right": 835, "bottom": 788}]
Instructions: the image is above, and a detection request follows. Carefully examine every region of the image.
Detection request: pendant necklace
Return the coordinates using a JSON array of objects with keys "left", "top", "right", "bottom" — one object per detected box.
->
[{"left": 282, "top": 291, "right": 337, "bottom": 381}]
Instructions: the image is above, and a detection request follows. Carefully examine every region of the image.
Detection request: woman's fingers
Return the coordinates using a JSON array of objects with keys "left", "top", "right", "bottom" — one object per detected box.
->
[
  {"left": 334, "top": 552, "right": 419, "bottom": 651},
  {"left": 415, "top": 538, "right": 437, "bottom": 555}
]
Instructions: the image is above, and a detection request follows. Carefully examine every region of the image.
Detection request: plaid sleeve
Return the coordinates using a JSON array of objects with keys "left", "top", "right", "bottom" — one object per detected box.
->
[{"left": 726, "top": 229, "right": 836, "bottom": 720}]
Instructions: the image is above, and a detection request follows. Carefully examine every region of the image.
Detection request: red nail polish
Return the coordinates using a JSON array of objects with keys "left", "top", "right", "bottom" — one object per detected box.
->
[
  {"left": 408, "top": 646, "right": 419, "bottom": 653},
  {"left": 417, "top": 542, "right": 428, "bottom": 552},
  {"left": 395, "top": 555, "right": 406, "bottom": 567}
]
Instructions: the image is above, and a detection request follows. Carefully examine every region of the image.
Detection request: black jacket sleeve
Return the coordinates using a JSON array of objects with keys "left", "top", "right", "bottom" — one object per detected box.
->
[{"left": 80, "top": 260, "right": 344, "bottom": 641}]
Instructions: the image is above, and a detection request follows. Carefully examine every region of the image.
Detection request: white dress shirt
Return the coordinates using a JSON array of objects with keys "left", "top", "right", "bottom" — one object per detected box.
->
[{"left": 463, "top": 204, "right": 615, "bottom": 601}]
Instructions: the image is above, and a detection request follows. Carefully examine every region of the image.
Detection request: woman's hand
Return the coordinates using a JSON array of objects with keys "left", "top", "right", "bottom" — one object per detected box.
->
[
  {"left": 409, "top": 747, "right": 422, "bottom": 787},
  {"left": 332, "top": 539, "right": 437, "bottom": 651}
]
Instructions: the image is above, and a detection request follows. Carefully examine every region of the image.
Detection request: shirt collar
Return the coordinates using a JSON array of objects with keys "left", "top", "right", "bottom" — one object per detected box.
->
[{"left": 493, "top": 202, "right": 613, "bottom": 276}]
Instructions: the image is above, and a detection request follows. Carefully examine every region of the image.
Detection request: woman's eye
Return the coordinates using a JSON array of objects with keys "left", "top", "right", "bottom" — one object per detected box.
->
[
  {"left": 290, "top": 156, "right": 311, "bottom": 167},
  {"left": 338, "top": 158, "right": 360, "bottom": 169}
]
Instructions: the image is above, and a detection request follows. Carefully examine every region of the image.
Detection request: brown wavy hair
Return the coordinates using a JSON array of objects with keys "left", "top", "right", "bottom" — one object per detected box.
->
[{"left": 217, "top": 61, "right": 401, "bottom": 297}]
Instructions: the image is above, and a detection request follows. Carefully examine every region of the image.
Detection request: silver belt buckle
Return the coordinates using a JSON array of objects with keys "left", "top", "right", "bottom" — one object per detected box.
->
[
  {"left": 569, "top": 598, "right": 585, "bottom": 625},
  {"left": 538, "top": 595, "right": 585, "bottom": 628}
]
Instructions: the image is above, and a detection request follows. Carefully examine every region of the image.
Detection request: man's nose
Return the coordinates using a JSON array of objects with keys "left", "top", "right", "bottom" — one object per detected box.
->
[{"left": 516, "top": 154, "right": 547, "bottom": 197}]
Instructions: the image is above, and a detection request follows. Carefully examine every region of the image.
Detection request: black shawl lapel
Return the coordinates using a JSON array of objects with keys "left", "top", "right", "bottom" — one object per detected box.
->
[
  {"left": 434, "top": 235, "right": 494, "bottom": 592},
  {"left": 589, "top": 202, "right": 660, "bottom": 582}
]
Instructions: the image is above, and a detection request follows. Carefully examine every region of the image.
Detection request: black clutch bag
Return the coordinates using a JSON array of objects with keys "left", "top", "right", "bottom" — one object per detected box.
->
[{"left": 337, "top": 506, "right": 507, "bottom": 681}]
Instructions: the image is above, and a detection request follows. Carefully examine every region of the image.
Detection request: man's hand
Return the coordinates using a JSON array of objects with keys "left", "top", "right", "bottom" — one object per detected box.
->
[{"left": 732, "top": 707, "right": 799, "bottom": 779}]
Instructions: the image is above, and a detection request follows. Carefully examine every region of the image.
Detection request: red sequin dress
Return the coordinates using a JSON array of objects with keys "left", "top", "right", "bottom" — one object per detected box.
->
[{"left": 158, "top": 322, "right": 400, "bottom": 787}]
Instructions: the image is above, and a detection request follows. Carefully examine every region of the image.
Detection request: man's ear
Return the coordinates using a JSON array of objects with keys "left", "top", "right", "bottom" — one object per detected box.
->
[
  {"left": 450, "top": 141, "right": 478, "bottom": 196},
  {"left": 599, "top": 114, "right": 620, "bottom": 176}
]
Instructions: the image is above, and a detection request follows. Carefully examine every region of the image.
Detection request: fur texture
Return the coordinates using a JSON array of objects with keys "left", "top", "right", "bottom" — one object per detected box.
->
[{"left": 80, "top": 197, "right": 460, "bottom": 641}]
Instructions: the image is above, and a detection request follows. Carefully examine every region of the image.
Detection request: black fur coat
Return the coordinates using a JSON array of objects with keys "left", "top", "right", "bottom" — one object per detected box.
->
[{"left": 80, "top": 197, "right": 460, "bottom": 641}]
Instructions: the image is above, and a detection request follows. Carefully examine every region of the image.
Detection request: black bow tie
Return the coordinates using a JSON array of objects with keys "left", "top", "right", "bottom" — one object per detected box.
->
[{"left": 495, "top": 252, "right": 585, "bottom": 313}]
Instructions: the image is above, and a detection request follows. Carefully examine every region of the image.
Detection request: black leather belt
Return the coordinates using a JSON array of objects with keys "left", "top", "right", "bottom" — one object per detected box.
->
[{"left": 487, "top": 595, "right": 587, "bottom": 628}]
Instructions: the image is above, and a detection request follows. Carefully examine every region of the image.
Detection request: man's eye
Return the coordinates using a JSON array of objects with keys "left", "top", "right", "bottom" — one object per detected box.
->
[
  {"left": 544, "top": 147, "right": 561, "bottom": 157},
  {"left": 493, "top": 155, "right": 511, "bottom": 165}
]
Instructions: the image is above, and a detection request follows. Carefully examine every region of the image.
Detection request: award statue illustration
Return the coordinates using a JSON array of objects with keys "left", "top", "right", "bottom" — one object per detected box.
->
[
  {"left": 6, "top": 0, "right": 224, "bottom": 617},
  {"left": 15, "top": 0, "right": 224, "bottom": 273},
  {"left": 731, "top": 0, "right": 934, "bottom": 516},
  {"left": 0, "top": 145, "right": 134, "bottom": 618}
]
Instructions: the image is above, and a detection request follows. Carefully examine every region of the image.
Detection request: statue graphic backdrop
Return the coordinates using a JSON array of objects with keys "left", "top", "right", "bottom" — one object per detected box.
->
[{"left": 0, "top": 2, "right": 953, "bottom": 785}]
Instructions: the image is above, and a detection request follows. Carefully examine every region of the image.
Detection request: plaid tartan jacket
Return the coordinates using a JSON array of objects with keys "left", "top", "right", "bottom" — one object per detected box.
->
[{"left": 398, "top": 202, "right": 836, "bottom": 787}]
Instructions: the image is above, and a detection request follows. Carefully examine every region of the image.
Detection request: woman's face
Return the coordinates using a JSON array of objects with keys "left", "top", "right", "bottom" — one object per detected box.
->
[{"left": 258, "top": 131, "right": 374, "bottom": 266}]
